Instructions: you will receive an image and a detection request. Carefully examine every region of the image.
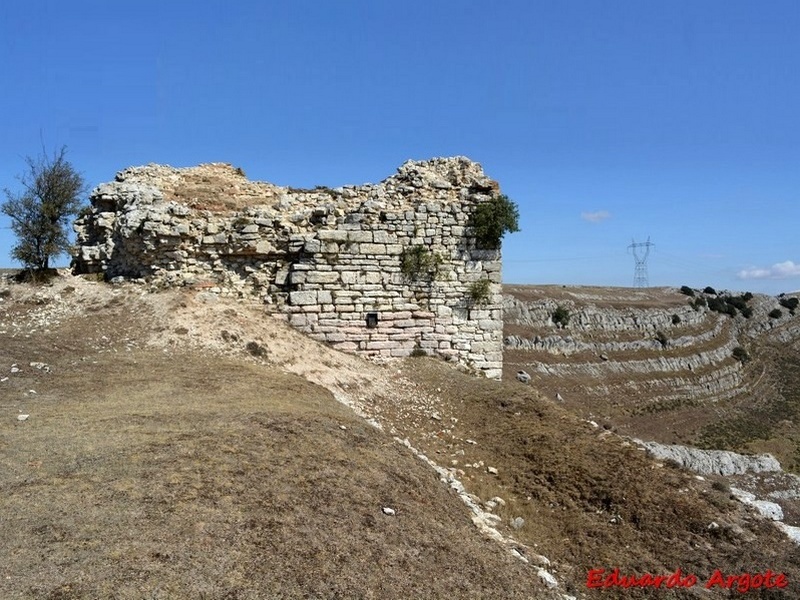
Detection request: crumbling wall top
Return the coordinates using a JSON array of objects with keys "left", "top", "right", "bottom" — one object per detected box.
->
[{"left": 104, "top": 156, "right": 498, "bottom": 215}]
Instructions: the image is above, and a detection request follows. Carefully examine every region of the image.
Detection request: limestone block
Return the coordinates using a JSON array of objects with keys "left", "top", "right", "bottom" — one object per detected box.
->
[
  {"left": 434, "top": 305, "right": 453, "bottom": 318},
  {"left": 340, "top": 271, "right": 358, "bottom": 284},
  {"left": 332, "top": 341, "right": 358, "bottom": 352},
  {"left": 393, "top": 319, "right": 416, "bottom": 328},
  {"left": 412, "top": 310, "right": 435, "bottom": 319},
  {"left": 289, "top": 291, "right": 317, "bottom": 305},
  {"left": 255, "top": 240, "right": 275, "bottom": 254},
  {"left": 373, "top": 230, "right": 393, "bottom": 243},
  {"left": 304, "top": 239, "right": 322, "bottom": 253},
  {"left": 318, "top": 230, "right": 349, "bottom": 242},
  {"left": 348, "top": 231, "right": 373, "bottom": 243},
  {"left": 483, "top": 369, "right": 503, "bottom": 380},
  {"left": 469, "top": 341, "right": 496, "bottom": 353},
  {"left": 389, "top": 311, "right": 413, "bottom": 320},
  {"left": 289, "top": 314, "right": 311, "bottom": 328},
  {"left": 359, "top": 243, "right": 386, "bottom": 255},
  {"left": 391, "top": 333, "right": 416, "bottom": 341},
  {"left": 366, "top": 340, "right": 400, "bottom": 350},
  {"left": 306, "top": 271, "right": 340, "bottom": 284},
  {"left": 468, "top": 309, "right": 490, "bottom": 320},
  {"left": 317, "top": 290, "right": 333, "bottom": 304}
]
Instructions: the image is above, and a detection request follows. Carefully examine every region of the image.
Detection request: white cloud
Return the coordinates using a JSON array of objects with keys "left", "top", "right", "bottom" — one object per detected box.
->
[
  {"left": 581, "top": 210, "right": 610, "bottom": 223},
  {"left": 737, "top": 260, "right": 800, "bottom": 280}
]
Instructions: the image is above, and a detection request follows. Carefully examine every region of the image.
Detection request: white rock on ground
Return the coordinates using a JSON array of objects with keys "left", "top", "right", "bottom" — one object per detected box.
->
[
  {"left": 730, "top": 488, "right": 785, "bottom": 521},
  {"left": 516, "top": 370, "right": 531, "bottom": 384},
  {"left": 635, "top": 440, "right": 781, "bottom": 476},
  {"left": 776, "top": 523, "right": 800, "bottom": 544}
]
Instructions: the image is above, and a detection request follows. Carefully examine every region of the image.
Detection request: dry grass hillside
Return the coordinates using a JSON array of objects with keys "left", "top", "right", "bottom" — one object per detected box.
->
[
  {"left": 504, "top": 284, "right": 800, "bottom": 471},
  {"left": 2, "top": 274, "right": 799, "bottom": 599}
]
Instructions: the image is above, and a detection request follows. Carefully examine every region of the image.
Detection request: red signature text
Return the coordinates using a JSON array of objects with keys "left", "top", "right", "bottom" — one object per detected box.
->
[{"left": 587, "top": 568, "right": 789, "bottom": 593}]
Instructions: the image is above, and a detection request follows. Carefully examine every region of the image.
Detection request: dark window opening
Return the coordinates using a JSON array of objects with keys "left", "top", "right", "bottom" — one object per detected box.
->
[{"left": 366, "top": 312, "right": 378, "bottom": 329}]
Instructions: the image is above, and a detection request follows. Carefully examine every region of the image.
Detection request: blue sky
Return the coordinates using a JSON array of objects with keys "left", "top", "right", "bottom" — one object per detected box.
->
[{"left": 1, "top": 0, "right": 798, "bottom": 294}]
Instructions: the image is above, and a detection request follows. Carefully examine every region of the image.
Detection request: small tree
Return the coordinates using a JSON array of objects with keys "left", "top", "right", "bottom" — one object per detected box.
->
[
  {"left": 1, "top": 146, "right": 86, "bottom": 273},
  {"left": 552, "top": 305, "right": 570, "bottom": 327},
  {"left": 470, "top": 194, "right": 520, "bottom": 249}
]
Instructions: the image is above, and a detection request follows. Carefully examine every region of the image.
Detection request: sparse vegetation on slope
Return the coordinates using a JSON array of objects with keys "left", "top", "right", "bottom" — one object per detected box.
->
[
  {"left": 4, "top": 275, "right": 800, "bottom": 599},
  {"left": 503, "top": 284, "right": 800, "bottom": 476},
  {"left": 397, "top": 359, "right": 800, "bottom": 600},
  {"left": 0, "top": 279, "right": 558, "bottom": 599}
]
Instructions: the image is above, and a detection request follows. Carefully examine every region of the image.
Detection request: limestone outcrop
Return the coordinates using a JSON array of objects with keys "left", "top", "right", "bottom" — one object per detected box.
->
[
  {"left": 635, "top": 440, "right": 781, "bottom": 476},
  {"left": 72, "top": 158, "right": 505, "bottom": 377}
]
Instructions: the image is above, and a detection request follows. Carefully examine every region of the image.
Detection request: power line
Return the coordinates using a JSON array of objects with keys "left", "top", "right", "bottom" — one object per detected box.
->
[{"left": 504, "top": 254, "right": 618, "bottom": 264}]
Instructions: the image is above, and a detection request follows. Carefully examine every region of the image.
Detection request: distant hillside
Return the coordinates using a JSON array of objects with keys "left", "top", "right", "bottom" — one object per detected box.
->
[{"left": 502, "top": 284, "right": 800, "bottom": 471}]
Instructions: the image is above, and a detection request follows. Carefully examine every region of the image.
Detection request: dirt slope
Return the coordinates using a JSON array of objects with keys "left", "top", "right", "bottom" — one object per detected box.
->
[
  {"left": 2, "top": 274, "right": 800, "bottom": 599},
  {"left": 0, "top": 275, "right": 559, "bottom": 599}
]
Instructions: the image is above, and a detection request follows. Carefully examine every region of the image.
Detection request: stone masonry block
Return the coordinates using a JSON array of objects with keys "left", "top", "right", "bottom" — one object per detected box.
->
[
  {"left": 289, "top": 291, "right": 317, "bottom": 305},
  {"left": 306, "top": 271, "right": 340, "bottom": 284},
  {"left": 318, "top": 230, "right": 348, "bottom": 242},
  {"left": 348, "top": 231, "right": 373, "bottom": 243},
  {"left": 359, "top": 243, "right": 386, "bottom": 255}
]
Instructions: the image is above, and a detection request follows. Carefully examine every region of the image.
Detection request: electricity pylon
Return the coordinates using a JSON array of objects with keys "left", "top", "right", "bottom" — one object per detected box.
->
[{"left": 628, "top": 237, "right": 654, "bottom": 288}]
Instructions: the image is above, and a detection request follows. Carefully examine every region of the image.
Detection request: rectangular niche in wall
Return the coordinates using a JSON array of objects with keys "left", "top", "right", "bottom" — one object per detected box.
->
[{"left": 366, "top": 312, "right": 378, "bottom": 329}]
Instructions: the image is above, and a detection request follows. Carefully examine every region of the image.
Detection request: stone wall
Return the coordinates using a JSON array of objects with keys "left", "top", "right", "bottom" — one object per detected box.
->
[{"left": 72, "top": 157, "right": 505, "bottom": 377}]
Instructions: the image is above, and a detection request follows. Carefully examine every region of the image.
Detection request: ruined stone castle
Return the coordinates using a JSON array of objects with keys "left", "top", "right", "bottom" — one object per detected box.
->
[{"left": 72, "top": 157, "right": 506, "bottom": 378}]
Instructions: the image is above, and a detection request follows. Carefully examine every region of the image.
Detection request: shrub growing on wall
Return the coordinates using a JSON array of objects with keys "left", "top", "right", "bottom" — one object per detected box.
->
[
  {"left": 400, "top": 245, "right": 442, "bottom": 281},
  {"left": 470, "top": 194, "right": 520, "bottom": 249},
  {"left": 468, "top": 278, "right": 492, "bottom": 306}
]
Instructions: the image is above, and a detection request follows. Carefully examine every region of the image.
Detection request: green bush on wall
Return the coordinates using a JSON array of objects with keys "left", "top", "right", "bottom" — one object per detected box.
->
[
  {"left": 468, "top": 278, "right": 492, "bottom": 306},
  {"left": 470, "top": 194, "right": 520, "bottom": 249},
  {"left": 400, "top": 245, "right": 443, "bottom": 281}
]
